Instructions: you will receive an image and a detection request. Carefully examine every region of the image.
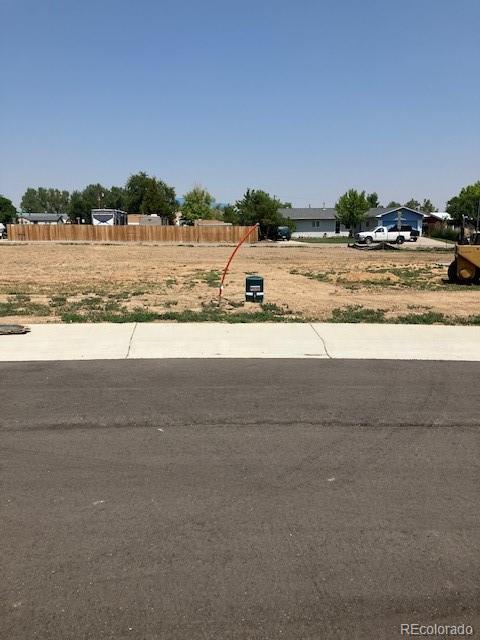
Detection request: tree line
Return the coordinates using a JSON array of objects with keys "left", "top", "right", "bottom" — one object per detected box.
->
[
  {"left": 19, "top": 173, "right": 177, "bottom": 224},
  {"left": 0, "top": 172, "right": 294, "bottom": 237},
  {"left": 0, "top": 175, "right": 479, "bottom": 230}
]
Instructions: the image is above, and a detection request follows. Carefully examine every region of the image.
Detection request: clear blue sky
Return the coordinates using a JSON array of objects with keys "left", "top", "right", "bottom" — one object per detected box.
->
[{"left": 1, "top": 0, "right": 479, "bottom": 209}]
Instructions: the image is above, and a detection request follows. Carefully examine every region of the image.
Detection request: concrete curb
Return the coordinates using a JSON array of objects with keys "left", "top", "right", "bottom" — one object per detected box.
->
[{"left": 1, "top": 323, "right": 480, "bottom": 362}]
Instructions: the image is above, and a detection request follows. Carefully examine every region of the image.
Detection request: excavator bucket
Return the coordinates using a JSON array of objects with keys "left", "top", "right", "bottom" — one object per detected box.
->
[{"left": 448, "top": 242, "right": 480, "bottom": 284}]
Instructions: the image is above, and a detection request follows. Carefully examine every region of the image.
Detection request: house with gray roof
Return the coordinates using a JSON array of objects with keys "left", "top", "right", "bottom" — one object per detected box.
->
[
  {"left": 17, "top": 212, "right": 69, "bottom": 225},
  {"left": 279, "top": 206, "right": 424, "bottom": 238},
  {"left": 279, "top": 208, "right": 347, "bottom": 237}
]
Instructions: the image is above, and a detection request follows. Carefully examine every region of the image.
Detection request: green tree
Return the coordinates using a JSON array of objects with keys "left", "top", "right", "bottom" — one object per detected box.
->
[
  {"left": 21, "top": 187, "right": 43, "bottom": 212},
  {"left": 235, "top": 189, "right": 292, "bottom": 238},
  {"left": 82, "top": 184, "right": 107, "bottom": 209},
  {"left": 79, "top": 184, "right": 108, "bottom": 223},
  {"left": 46, "top": 188, "right": 69, "bottom": 213},
  {"left": 0, "top": 195, "right": 17, "bottom": 224},
  {"left": 387, "top": 201, "right": 401, "bottom": 208},
  {"left": 140, "top": 177, "right": 176, "bottom": 222},
  {"left": 36, "top": 188, "right": 47, "bottom": 210},
  {"left": 366, "top": 192, "right": 380, "bottom": 208},
  {"left": 20, "top": 187, "right": 70, "bottom": 213},
  {"left": 335, "top": 189, "right": 370, "bottom": 235},
  {"left": 104, "top": 186, "right": 127, "bottom": 210},
  {"left": 209, "top": 205, "right": 225, "bottom": 221},
  {"left": 221, "top": 204, "right": 239, "bottom": 225},
  {"left": 404, "top": 199, "right": 421, "bottom": 210},
  {"left": 140, "top": 178, "right": 163, "bottom": 215},
  {"left": 68, "top": 191, "right": 88, "bottom": 222},
  {"left": 125, "top": 172, "right": 176, "bottom": 222},
  {"left": 420, "top": 198, "right": 436, "bottom": 214},
  {"left": 125, "top": 172, "right": 149, "bottom": 213},
  {"left": 181, "top": 186, "right": 214, "bottom": 223},
  {"left": 447, "top": 181, "right": 480, "bottom": 225}
]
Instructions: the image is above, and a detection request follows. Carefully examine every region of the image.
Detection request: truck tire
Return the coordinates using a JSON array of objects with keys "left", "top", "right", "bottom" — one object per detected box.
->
[
  {"left": 396, "top": 236, "right": 405, "bottom": 245},
  {"left": 448, "top": 260, "right": 459, "bottom": 283},
  {"left": 365, "top": 236, "right": 373, "bottom": 245}
]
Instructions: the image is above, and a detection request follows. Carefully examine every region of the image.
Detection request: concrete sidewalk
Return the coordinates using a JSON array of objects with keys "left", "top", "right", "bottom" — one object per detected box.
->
[{"left": 1, "top": 322, "right": 480, "bottom": 361}]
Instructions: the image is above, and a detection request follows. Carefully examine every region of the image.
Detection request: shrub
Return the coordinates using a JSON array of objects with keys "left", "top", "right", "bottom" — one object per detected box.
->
[{"left": 430, "top": 227, "right": 459, "bottom": 242}]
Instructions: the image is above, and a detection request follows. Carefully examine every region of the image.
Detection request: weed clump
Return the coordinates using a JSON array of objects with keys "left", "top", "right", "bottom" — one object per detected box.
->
[{"left": 330, "top": 305, "right": 386, "bottom": 323}]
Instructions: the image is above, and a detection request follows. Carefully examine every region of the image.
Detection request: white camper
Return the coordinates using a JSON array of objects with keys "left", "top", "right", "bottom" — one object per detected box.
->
[{"left": 91, "top": 209, "right": 127, "bottom": 226}]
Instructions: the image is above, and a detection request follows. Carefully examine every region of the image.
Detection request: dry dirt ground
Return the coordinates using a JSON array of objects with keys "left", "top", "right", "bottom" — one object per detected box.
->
[{"left": 1, "top": 242, "right": 479, "bottom": 324}]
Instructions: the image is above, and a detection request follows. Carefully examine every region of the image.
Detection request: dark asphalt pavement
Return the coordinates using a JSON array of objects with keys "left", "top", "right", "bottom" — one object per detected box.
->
[{"left": 1, "top": 359, "right": 479, "bottom": 639}]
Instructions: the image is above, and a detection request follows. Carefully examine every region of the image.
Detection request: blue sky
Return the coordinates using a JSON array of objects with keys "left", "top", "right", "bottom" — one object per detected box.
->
[{"left": 1, "top": 0, "right": 479, "bottom": 209}]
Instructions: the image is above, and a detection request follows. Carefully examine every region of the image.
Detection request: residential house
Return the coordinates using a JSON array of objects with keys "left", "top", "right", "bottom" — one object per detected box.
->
[
  {"left": 278, "top": 208, "right": 348, "bottom": 237},
  {"left": 279, "top": 206, "right": 425, "bottom": 238},
  {"left": 127, "top": 214, "right": 169, "bottom": 226},
  {"left": 422, "top": 211, "right": 452, "bottom": 235},
  {"left": 16, "top": 213, "right": 69, "bottom": 225}
]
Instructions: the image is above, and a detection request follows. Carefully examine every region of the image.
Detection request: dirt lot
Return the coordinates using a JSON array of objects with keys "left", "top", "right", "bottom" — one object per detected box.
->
[{"left": 1, "top": 242, "right": 480, "bottom": 324}]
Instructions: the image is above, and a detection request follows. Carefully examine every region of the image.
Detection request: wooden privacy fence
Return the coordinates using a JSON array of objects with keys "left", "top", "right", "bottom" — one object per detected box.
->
[{"left": 7, "top": 224, "right": 259, "bottom": 244}]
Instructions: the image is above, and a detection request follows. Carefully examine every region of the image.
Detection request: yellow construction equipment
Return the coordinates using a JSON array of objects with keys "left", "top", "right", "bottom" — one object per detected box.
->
[{"left": 448, "top": 229, "right": 480, "bottom": 284}]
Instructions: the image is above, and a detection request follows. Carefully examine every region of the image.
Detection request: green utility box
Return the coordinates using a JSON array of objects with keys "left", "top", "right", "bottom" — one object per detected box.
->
[{"left": 245, "top": 275, "right": 264, "bottom": 303}]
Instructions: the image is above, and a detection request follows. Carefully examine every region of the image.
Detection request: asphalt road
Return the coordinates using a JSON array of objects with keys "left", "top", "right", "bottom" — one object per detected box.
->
[{"left": 1, "top": 360, "right": 479, "bottom": 640}]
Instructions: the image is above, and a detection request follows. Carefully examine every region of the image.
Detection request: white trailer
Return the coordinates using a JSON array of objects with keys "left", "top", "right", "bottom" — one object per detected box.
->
[{"left": 91, "top": 209, "right": 127, "bottom": 226}]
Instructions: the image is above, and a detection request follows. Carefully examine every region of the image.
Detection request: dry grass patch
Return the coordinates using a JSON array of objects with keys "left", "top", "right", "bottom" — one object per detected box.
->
[{"left": 1, "top": 243, "right": 480, "bottom": 323}]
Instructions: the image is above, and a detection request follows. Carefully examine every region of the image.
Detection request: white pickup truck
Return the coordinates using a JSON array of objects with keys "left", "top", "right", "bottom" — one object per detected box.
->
[{"left": 356, "top": 225, "right": 419, "bottom": 245}]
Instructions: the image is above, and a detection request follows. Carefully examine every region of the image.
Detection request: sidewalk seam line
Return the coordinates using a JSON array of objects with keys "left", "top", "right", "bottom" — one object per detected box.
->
[
  {"left": 126, "top": 323, "right": 138, "bottom": 359},
  {"left": 309, "top": 324, "right": 333, "bottom": 359}
]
